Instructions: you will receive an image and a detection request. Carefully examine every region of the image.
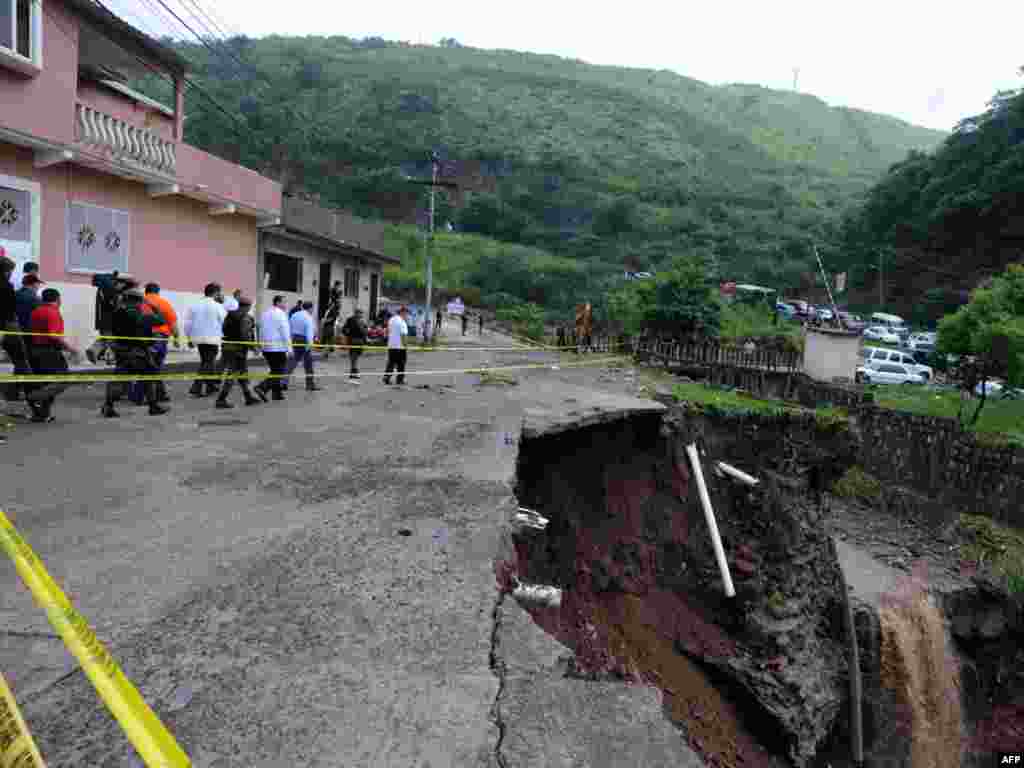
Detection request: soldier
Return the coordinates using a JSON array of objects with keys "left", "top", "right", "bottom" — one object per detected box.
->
[
  {"left": 101, "top": 288, "right": 169, "bottom": 418},
  {"left": 320, "top": 283, "right": 342, "bottom": 360},
  {"left": 215, "top": 295, "right": 261, "bottom": 409},
  {"left": 340, "top": 307, "right": 368, "bottom": 382}
]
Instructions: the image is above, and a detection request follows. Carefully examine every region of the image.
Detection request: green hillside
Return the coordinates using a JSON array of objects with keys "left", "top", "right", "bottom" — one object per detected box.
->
[
  {"left": 834, "top": 81, "right": 1024, "bottom": 325},
  {"left": 143, "top": 35, "right": 945, "bottom": 311}
]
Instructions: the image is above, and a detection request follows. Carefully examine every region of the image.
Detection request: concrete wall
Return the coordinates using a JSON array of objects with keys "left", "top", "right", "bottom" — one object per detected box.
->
[
  {"left": 260, "top": 231, "right": 383, "bottom": 326},
  {"left": 0, "top": 1, "right": 79, "bottom": 146},
  {"left": 76, "top": 81, "right": 175, "bottom": 141},
  {"left": 804, "top": 330, "right": 861, "bottom": 383},
  {"left": 0, "top": 143, "right": 259, "bottom": 349}
]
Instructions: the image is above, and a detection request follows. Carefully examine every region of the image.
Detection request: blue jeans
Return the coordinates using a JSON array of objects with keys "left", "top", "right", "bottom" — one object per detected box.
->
[{"left": 129, "top": 339, "right": 167, "bottom": 403}]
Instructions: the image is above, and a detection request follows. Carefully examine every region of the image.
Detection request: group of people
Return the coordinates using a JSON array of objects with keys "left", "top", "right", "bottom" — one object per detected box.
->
[
  {"left": 432, "top": 308, "right": 484, "bottom": 337},
  {"left": 1, "top": 259, "right": 416, "bottom": 423}
]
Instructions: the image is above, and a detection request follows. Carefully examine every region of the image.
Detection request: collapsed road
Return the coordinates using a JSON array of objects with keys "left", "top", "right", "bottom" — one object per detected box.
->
[{"left": 0, "top": 337, "right": 704, "bottom": 767}]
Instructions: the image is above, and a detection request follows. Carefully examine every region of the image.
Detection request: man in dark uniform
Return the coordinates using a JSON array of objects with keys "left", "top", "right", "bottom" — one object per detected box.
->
[
  {"left": 461, "top": 313, "right": 468, "bottom": 336},
  {"left": 0, "top": 255, "right": 32, "bottom": 402},
  {"left": 215, "top": 295, "right": 261, "bottom": 409},
  {"left": 320, "top": 282, "right": 343, "bottom": 360},
  {"left": 340, "top": 307, "right": 368, "bottom": 382},
  {"left": 101, "top": 288, "right": 169, "bottom": 418},
  {"left": 87, "top": 270, "right": 136, "bottom": 364}
]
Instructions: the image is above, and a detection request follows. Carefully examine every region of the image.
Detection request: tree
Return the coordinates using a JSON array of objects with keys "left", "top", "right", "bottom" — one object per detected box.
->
[
  {"left": 937, "top": 263, "right": 1024, "bottom": 426},
  {"left": 607, "top": 278, "right": 655, "bottom": 335},
  {"left": 644, "top": 253, "right": 721, "bottom": 337}
]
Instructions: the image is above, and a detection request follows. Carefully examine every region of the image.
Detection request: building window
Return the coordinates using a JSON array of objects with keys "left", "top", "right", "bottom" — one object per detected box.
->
[
  {"left": 0, "top": 0, "right": 40, "bottom": 67},
  {"left": 66, "top": 201, "right": 129, "bottom": 273},
  {"left": 265, "top": 251, "right": 302, "bottom": 293},
  {"left": 343, "top": 267, "right": 359, "bottom": 299}
]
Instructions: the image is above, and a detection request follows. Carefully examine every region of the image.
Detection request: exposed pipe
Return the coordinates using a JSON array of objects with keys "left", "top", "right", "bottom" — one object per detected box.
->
[
  {"left": 834, "top": 540, "right": 864, "bottom": 767},
  {"left": 513, "top": 583, "right": 562, "bottom": 608},
  {"left": 685, "top": 443, "right": 736, "bottom": 598},
  {"left": 716, "top": 461, "right": 760, "bottom": 487}
]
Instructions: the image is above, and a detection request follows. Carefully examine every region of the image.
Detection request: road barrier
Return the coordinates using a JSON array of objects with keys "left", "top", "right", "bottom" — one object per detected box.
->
[{"left": 0, "top": 511, "right": 190, "bottom": 768}]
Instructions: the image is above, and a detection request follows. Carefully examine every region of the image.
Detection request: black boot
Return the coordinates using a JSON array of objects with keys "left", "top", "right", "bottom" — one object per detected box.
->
[
  {"left": 215, "top": 399, "right": 234, "bottom": 409},
  {"left": 306, "top": 376, "right": 321, "bottom": 392},
  {"left": 149, "top": 403, "right": 169, "bottom": 415},
  {"left": 102, "top": 403, "right": 119, "bottom": 418}
]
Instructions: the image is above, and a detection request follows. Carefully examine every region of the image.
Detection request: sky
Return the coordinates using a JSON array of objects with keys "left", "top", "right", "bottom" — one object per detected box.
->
[{"left": 107, "top": 0, "right": 1024, "bottom": 132}]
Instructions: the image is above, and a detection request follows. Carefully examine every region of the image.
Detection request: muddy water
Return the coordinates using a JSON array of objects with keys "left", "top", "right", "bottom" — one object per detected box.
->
[{"left": 879, "top": 587, "right": 963, "bottom": 768}]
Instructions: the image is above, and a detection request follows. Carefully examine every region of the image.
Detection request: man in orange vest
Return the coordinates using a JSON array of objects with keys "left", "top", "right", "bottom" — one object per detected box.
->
[{"left": 135, "top": 282, "right": 179, "bottom": 403}]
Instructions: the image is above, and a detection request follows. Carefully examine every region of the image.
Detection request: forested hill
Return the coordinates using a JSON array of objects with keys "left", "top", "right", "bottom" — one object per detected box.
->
[
  {"left": 146, "top": 35, "right": 945, "bottom": 294},
  {"left": 836, "top": 82, "right": 1024, "bottom": 325}
]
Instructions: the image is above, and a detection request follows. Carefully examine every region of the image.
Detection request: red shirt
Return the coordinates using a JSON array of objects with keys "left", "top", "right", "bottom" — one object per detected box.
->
[{"left": 29, "top": 303, "right": 64, "bottom": 346}]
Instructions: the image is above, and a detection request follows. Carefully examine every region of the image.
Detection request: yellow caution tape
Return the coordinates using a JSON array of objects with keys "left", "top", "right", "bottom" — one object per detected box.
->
[
  {"left": 0, "top": 328, "right": 625, "bottom": 353},
  {"left": 0, "top": 511, "right": 190, "bottom": 768},
  {"left": 0, "top": 355, "right": 629, "bottom": 384},
  {"left": 0, "top": 670, "right": 46, "bottom": 768}
]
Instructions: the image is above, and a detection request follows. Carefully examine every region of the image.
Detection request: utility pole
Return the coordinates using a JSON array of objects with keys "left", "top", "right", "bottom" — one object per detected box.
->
[
  {"left": 424, "top": 151, "right": 438, "bottom": 342},
  {"left": 878, "top": 250, "right": 884, "bottom": 308}
]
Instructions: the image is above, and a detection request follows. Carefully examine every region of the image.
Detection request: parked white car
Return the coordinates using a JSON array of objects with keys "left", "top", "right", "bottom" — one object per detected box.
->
[
  {"left": 863, "top": 326, "right": 901, "bottom": 344},
  {"left": 975, "top": 380, "right": 1024, "bottom": 398},
  {"left": 858, "top": 363, "right": 926, "bottom": 385},
  {"left": 862, "top": 346, "right": 933, "bottom": 381}
]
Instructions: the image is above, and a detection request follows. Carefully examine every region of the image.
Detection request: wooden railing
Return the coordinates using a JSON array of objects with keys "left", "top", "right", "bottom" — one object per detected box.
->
[{"left": 633, "top": 336, "right": 802, "bottom": 373}]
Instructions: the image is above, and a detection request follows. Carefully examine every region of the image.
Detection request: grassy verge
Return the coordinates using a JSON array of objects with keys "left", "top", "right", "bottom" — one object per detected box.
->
[
  {"left": 960, "top": 514, "right": 1024, "bottom": 594},
  {"left": 869, "top": 386, "right": 1024, "bottom": 445},
  {"left": 671, "top": 381, "right": 799, "bottom": 416}
]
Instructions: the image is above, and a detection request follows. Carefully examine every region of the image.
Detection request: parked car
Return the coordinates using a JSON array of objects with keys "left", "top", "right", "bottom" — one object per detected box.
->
[
  {"left": 863, "top": 326, "right": 901, "bottom": 344},
  {"left": 907, "top": 334, "right": 936, "bottom": 352},
  {"left": 975, "top": 380, "right": 1024, "bottom": 399},
  {"left": 858, "top": 362, "right": 926, "bottom": 385},
  {"left": 838, "top": 312, "right": 866, "bottom": 332},
  {"left": 815, "top": 306, "right": 835, "bottom": 322},
  {"left": 775, "top": 301, "right": 796, "bottom": 318},
  {"left": 863, "top": 346, "right": 934, "bottom": 381}
]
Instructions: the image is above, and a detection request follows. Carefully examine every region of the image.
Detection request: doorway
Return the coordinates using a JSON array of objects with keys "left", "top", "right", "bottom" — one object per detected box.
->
[
  {"left": 318, "top": 262, "right": 331, "bottom": 319},
  {"left": 369, "top": 273, "right": 379, "bottom": 319}
]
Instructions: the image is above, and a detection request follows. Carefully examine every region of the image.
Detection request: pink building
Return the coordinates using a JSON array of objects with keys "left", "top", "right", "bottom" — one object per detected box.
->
[{"left": 0, "top": 0, "right": 281, "bottom": 348}]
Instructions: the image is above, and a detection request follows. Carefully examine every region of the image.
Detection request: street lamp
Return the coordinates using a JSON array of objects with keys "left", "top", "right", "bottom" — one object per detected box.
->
[{"left": 407, "top": 152, "right": 458, "bottom": 342}]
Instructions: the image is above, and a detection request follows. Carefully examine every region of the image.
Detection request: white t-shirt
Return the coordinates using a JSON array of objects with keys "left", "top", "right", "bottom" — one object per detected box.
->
[
  {"left": 387, "top": 315, "right": 408, "bottom": 349},
  {"left": 222, "top": 296, "right": 239, "bottom": 312}
]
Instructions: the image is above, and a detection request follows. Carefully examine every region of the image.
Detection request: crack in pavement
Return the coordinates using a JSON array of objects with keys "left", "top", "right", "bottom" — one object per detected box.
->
[{"left": 489, "top": 590, "right": 509, "bottom": 768}]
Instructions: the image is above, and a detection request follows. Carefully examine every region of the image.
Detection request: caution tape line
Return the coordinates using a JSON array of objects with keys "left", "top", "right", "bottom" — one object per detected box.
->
[
  {"left": 0, "top": 669, "right": 47, "bottom": 768},
  {"left": 0, "top": 511, "right": 190, "bottom": 767},
  {"left": 0, "top": 355, "right": 629, "bottom": 384},
  {"left": 0, "top": 329, "right": 622, "bottom": 353}
]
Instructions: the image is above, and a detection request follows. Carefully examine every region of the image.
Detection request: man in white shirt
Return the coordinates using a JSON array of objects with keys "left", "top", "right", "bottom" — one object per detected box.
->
[
  {"left": 184, "top": 283, "right": 228, "bottom": 397},
  {"left": 255, "top": 295, "right": 292, "bottom": 401},
  {"left": 285, "top": 300, "right": 320, "bottom": 391},
  {"left": 383, "top": 306, "right": 409, "bottom": 386},
  {"left": 222, "top": 289, "right": 241, "bottom": 312}
]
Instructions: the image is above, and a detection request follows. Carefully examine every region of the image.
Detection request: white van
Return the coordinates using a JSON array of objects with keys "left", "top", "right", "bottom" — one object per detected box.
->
[
  {"left": 870, "top": 312, "right": 910, "bottom": 342},
  {"left": 860, "top": 346, "right": 933, "bottom": 381},
  {"left": 870, "top": 312, "right": 906, "bottom": 330}
]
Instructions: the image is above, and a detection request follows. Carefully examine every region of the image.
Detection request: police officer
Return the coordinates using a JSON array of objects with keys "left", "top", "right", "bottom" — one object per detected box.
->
[
  {"left": 101, "top": 288, "right": 169, "bottom": 418},
  {"left": 215, "top": 294, "right": 261, "bottom": 409}
]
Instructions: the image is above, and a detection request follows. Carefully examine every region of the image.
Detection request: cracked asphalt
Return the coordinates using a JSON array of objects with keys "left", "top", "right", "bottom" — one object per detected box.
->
[{"left": 0, "top": 327, "right": 702, "bottom": 767}]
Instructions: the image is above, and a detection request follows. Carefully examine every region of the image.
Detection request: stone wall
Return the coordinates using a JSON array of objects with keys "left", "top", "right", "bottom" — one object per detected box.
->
[
  {"left": 856, "top": 406, "right": 1024, "bottom": 528},
  {"left": 661, "top": 393, "right": 1024, "bottom": 529}
]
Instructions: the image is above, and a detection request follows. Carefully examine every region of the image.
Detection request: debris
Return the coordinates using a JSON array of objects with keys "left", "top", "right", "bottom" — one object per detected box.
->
[
  {"left": 716, "top": 461, "right": 760, "bottom": 487},
  {"left": 398, "top": 528, "right": 413, "bottom": 537},
  {"left": 513, "top": 582, "right": 562, "bottom": 608}
]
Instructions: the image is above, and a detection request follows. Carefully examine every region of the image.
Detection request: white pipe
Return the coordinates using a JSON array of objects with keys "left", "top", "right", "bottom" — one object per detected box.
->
[
  {"left": 716, "top": 461, "right": 760, "bottom": 487},
  {"left": 513, "top": 508, "right": 549, "bottom": 531},
  {"left": 513, "top": 583, "right": 562, "bottom": 608},
  {"left": 685, "top": 443, "right": 736, "bottom": 598}
]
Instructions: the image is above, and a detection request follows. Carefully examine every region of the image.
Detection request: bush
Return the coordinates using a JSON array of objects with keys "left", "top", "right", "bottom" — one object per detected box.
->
[
  {"left": 831, "top": 467, "right": 882, "bottom": 502},
  {"left": 497, "top": 302, "right": 545, "bottom": 340}
]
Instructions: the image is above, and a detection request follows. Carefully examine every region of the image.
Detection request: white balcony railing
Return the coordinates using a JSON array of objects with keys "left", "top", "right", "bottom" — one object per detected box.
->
[{"left": 75, "top": 103, "right": 176, "bottom": 175}]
